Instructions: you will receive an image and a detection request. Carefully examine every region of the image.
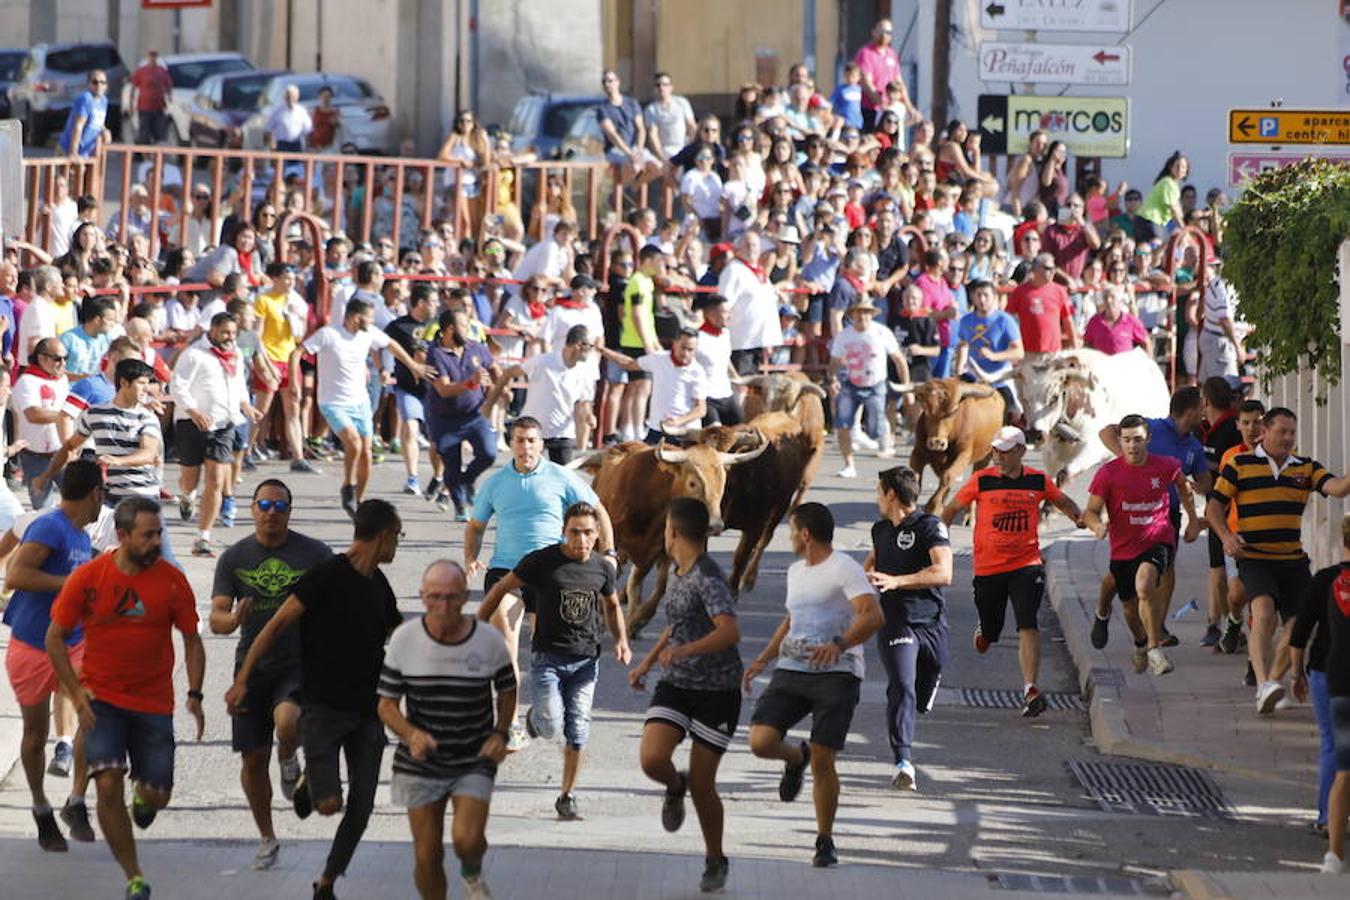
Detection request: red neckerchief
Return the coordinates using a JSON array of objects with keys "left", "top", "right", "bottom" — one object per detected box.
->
[
  {"left": 526, "top": 300, "right": 548, "bottom": 319},
  {"left": 736, "top": 257, "right": 766, "bottom": 282},
  {"left": 699, "top": 322, "right": 723, "bottom": 337},
  {"left": 1335, "top": 565, "right": 1350, "bottom": 618},
  {"left": 210, "top": 345, "right": 238, "bottom": 377},
  {"left": 19, "top": 365, "right": 61, "bottom": 381},
  {"left": 844, "top": 273, "right": 866, "bottom": 294},
  {"left": 555, "top": 298, "right": 588, "bottom": 310},
  {"left": 238, "top": 249, "right": 254, "bottom": 273}
]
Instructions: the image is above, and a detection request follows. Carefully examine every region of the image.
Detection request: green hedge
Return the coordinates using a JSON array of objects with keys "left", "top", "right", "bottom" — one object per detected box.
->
[{"left": 1223, "top": 159, "right": 1350, "bottom": 396}]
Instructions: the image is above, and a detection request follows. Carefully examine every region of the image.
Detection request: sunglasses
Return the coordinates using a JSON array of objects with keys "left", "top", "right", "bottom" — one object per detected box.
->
[
  {"left": 254, "top": 498, "right": 291, "bottom": 512},
  {"left": 40, "top": 352, "right": 68, "bottom": 362}
]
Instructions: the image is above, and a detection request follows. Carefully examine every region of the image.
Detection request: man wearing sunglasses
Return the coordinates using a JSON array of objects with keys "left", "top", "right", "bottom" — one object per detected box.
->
[
  {"left": 210, "top": 478, "right": 332, "bottom": 872},
  {"left": 854, "top": 20, "right": 902, "bottom": 132},
  {"left": 12, "top": 337, "right": 72, "bottom": 509},
  {"left": 59, "top": 69, "right": 110, "bottom": 160}
]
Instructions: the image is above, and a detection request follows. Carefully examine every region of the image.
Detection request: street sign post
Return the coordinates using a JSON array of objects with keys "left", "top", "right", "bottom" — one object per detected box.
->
[
  {"left": 978, "top": 94, "right": 1129, "bottom": 158},
  {"left": 1227, "top": 109, "right": 1350, "bottom": 145},
  {"left": 980, "top": 0, "right": 1132, "bottom": 33},
  {"left": 1227, "top": 151, "right": 1350, "bottom": 188},
  {"left": 977, "top": 42, "right": 1131, "bottom": 86}
]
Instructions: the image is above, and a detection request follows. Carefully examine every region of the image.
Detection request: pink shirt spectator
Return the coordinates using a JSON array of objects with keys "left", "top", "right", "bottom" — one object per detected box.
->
[
  {"left": 1088, "top": 454, "right": 1181, "bottom": 560},
  {"left": 913, "top": 272, "right": 955, "bottom": 347},
  {"left": 1083, "top": 311, "right": 1149, "bottom": 355},
  {"left": 854, "top": 43, "right": 901, "bottom": 111}
]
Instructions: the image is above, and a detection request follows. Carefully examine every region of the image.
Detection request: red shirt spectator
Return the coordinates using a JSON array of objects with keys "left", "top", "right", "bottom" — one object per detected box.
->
[
  {"left": 130, "top": 55, "right": 172, "bottom": 113},
  {"left": 1006, "top": 257, "right": 1076, "bottom": 353}
]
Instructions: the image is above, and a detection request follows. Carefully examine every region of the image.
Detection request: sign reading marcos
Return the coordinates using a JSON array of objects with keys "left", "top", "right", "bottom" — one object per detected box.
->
[{"left": 978, "top": 94, "right": 1129, "bottom": 158}]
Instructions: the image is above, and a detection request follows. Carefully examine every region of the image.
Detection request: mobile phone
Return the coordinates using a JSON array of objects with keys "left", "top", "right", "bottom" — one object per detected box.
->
[{"left": 1057, "top": 206, "right": 1074, "bottom": 225}]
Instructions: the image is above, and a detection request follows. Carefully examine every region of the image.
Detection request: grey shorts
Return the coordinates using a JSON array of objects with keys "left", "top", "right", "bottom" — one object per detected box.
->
[{"left": 390, "top": 769, "right": 495, "bottom": 808}]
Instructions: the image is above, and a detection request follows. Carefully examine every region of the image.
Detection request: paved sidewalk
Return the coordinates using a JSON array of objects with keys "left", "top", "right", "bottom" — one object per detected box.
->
[{"left": 1045, "top": 533, "right": 1319, "bottom": 784}]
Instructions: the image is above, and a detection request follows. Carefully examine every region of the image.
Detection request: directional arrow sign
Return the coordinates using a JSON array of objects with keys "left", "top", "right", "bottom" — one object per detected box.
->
[
  {"left": 980, "top": 0, "right": 1131, "bottom": 33},
  {"left": 1227, "top": 151, "right": 1350, "bottom": 188},
  {"left": 978, "top": 94, "right": 1129, "bottom": 157},
  {"left": 978, "top": 42, "right": 1132, "bottom": 86},
  {"left": 1227, "top": 109, "right": 1350, "bottom": 145}
]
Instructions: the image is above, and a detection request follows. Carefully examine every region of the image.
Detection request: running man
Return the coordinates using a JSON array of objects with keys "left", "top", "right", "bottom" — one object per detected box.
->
[
  {"left": 3, "top": 460, "right": 103, "bottom": 850},
  {"left": 210, "top": 478, "right": 333, "bottom": 871},
  {"left": 1084, "top": 415, "right": 1203, "bottom": 677},
  {"left": 379, "top": 560, "right": 514, "bottom": 900},
  {"left": 225, "top": 500, "right": 405, "bottom": 900},
  {"left": 942, "top": 427, "right": 1084, "bottom": 716},
  {"left": 1215, "top": 398, "right": 1265, "bottom": 657},
  {"left": 464, "top": 416, "right": 615, "bottom": 749},
  {"left": 1207, "top": 406, "right": 1350, "bottom": 714},
  {"left": 477, "top": 501, "right": 630, "bottom": 819},
  {"left": 865, "top": 465, "right": 952, "bottom": 790},
  {"left": 46, "top": 497, "right": 206, "bottom": 900},
  {"left": 744, "top": 502, "right": 883, "bottom": 868}
]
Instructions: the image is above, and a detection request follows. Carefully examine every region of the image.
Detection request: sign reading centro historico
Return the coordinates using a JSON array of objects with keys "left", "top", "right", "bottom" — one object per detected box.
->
[
  {"left": 978, "top": 94, "right": 1129, "bottom": 157},
  {"left": 1227, "top": 109, "right": 1350, "bottom": 146}
]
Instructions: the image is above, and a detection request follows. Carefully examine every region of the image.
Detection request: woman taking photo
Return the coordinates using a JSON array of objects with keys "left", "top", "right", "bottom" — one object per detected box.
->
[{"left": 438, "top": 109, "right": 492, "bottom": 229}]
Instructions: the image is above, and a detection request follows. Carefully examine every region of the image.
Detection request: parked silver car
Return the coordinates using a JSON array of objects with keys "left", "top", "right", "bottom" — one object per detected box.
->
[
  {"left": 120, "top": 51, "right": 253, "bottom": 145},
  {"left": 6, "top": 41, "right": 128, "bottom": 146},
  {"left": 240, "top": 73, "right": 394, "bottom": 155}
]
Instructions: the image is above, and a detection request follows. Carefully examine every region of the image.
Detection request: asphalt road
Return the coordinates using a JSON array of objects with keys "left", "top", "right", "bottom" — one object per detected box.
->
[{"left": 0, "top": 432, "right": 1326, "bottom": 897}]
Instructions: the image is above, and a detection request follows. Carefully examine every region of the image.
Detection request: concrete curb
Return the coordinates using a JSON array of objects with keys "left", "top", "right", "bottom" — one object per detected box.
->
[{"left": 1168, "top": 870, "right": 1231, "bottom": 899}]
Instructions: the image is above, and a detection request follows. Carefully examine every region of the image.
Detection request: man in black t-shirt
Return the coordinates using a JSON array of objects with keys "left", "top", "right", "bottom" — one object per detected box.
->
[
  {"left": 1199, "top": 377, "right": 1243, "bottom": 647},
  {"left": 225, "top": 500, "right": 405, "bottom": 900},
  {"left": 864, "top": 467, "right": 952, "bottom": 792},
  {"left": 478, "top": 501, "right": 631, "bottom": 820},
  {"left": 385, "top": 283, "right": 441, "bottom": 497}
]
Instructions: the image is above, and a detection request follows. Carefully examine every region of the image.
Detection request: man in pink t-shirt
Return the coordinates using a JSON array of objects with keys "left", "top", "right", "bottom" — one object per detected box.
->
[
  {"left": 1083, "top": 287, "right": 1149, "bottom": 355},
  {"left": 1005, "top": 254, "right": 1078, "bottom": 356},
  {"left": 854, "top": 19, "right": 902, "bottom": 129},
  {"left": 911, "top": 249, "right": 958, "bottom": 376},
  {"left": 1084, "top": 415, "right": 1201, "bottom": 678}
]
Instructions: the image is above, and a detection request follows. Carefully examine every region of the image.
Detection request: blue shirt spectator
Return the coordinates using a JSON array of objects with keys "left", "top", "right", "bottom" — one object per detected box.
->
[
  {"left": 2, "top": 509, "right": 91, "bottom": 648},
  {"left": 58, "top": 85, "right": 109, "bottom": 158},
  {"left": 829, "top": 82, "right": 864, "bottom": 130},
  {"left": 60, "top": 327, "right": 111, "bottom": 378},
  {"left": 1146, "top": 415, "right": 1207, "bottom": 513},
  {"left": 955, "top": 309, "right": 1020, "bottom": 377}
]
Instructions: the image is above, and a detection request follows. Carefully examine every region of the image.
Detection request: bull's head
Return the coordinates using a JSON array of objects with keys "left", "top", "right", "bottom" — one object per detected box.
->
[
  {"left": 1020, "top": 356, "right": 1098, "bottom": 438},
  {"left": 653, "top": 436, "right": 769, "bottom": 533},
  {"left": 895, "top": 379, "right": 994, "bottom": 453},
  {"left": 740, "top": 374, "right": 827, "bottom": 420}
]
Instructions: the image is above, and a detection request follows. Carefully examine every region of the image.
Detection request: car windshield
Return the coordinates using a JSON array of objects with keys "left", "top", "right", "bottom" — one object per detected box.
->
[
  {"left": 542, "top": 102, "right": 595, "bottom": 140},
  {"left": 0, "top": 52, "right": 25, "bottom": 81},
  {"left": 222, "top": 75, "right": 274, "bottom": 110},
  {"left": 169, "top": 57, "right": 251, "bottom": 90},
  {"left": 46, "top": 45, "right": 122, "bottom": 73},
  {"left": 288, "top": 79, "right": 375, "bottom": 104}
]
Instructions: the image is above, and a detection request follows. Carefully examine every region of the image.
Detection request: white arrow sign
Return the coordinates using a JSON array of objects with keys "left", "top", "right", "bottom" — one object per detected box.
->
[
  {"left": 978, "top": 42, "right": 1131, "bottom": 86},
  {"left": 980, "top": 0, "right": 1132, "bottom": 34}
]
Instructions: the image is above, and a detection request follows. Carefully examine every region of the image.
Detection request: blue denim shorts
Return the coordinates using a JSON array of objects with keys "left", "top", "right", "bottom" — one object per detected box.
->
[
  {"left": 528, "top": 652, "right": 599, "bottom": 750},
  {"left": 85, "top": 699, "right": 176, "bottom": 790},
  {"left": 394, "top": 388, "right": 425, "bottom": 423},
  {"left": 320, "top": 402, "right": 373, "bottom": 438},
  {"left": 1331, "top": 696, "right": 1350, "bottom": 772}
]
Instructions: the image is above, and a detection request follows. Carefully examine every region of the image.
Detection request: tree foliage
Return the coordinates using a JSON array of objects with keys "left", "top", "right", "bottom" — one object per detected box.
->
[{"left": 1223, "top": 159, "right": 1350, "bottom": 395}]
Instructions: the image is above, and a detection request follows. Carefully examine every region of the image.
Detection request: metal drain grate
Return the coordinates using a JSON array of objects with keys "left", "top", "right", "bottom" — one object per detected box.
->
[
  {"left": 989, "top": 873, "right": 1156, "bottom": 895},
  {"left": 1068, "top": 760, "right": 1233, "bottom": 819},
  {"left": 958, "top": 688, "right": 1086, "bottom": 711}
]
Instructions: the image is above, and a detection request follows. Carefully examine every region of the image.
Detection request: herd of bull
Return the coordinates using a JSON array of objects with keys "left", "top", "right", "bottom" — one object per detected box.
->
[{"left": 568, "top": 348, "right": 1170, "bottom": 635}]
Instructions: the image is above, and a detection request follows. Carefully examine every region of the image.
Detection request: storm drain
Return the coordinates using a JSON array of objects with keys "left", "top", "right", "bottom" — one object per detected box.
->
[
  {"left": 956, "top": 688, "right": 1086, "bottom": 711},
  {"left": 988, "top": 873, "right": 1160, "bottom": 895},
  {"left": 1068, "top": 760, "right": 1233, "bottom": 819}
]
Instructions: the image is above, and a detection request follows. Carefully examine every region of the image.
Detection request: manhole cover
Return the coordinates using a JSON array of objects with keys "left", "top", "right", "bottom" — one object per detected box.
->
[
  {"left": 989, "top": 873, "right": 1156, "bottom": 894},
  {"left": 1068, "top": 760, "right": 1233, "bottom": 819},
  {"left": 958, "top": 688, "right": 1086, "bottom": 711}
]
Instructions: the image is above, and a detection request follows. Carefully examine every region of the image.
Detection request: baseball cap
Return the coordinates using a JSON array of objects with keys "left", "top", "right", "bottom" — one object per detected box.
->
[
  {"left": 991, "top": 426, "right": 1027, "bottom": 452},
  {"left": 709, "top": 242, "right": 734, "bottom": 264}
]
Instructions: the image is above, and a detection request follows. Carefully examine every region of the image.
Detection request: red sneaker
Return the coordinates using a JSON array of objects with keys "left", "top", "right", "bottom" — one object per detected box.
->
[{"left": 973, "top": 627, "right": 991, "bottom": 654}]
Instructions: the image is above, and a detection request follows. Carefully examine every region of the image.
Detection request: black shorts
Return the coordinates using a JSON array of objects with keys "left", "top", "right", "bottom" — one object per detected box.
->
[
  {"left": 1237, "top": 557, "right": 1311, "bottom": 622},
  {"left": 484, "top": 567, "right": 512, "bottom": 596},
  {"left": 972, "top": 564, "right": 1045, "bottom": 640},
  {"left": 1207, "top": 527, "right": 1226, "bottom": 569},
  {"left": 703, "top": 395, "right": 743, "bottom": 427},
  {"left": 750, "top": 669, "right": 860, "bottom": 750},
  {"left": 230, "top": 666, "right": 302, "bottom": 753},
  {"left": 620, "top": 346, "right": 651, "bottom": 381},
  {"left": 175, "top": 419, "right": 236, "bottom": 467},
  {"left": 646, "top": 681, "right": 742, "bottom": 754},
  {"left": 730, "top": 348, "right": 762, "bottom": 377},
  {"left": 544, "top": 437, "right": 575, "bottom": 465},
  {"left": 1109, "top": 544, "right": 1173, "bottom": 601}
]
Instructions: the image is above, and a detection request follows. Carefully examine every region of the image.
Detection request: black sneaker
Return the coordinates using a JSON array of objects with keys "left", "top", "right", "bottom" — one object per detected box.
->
[
  {"left": 1244, "top": 661, "right": 1257, "bottom": 687},
  {"left": 131, "top": 793, "right": 157, "bottom": 830},
  {"left": 700, "top": 855, "right": 729, "bottom": 893},
  {"left": 1200, "top": 624, "right": 1221, "bottom": 648},
  {"left": 1160, "top": 629, "right": 1179, "bottom": 648},
  {"left": 1219, "top": 618, "right": 1244, "bottom": 655},
  {"left": 523, "top": 709, "right": 540, "bottom": 740},
  {"left": 312, "top": 881, "right": 336, "bottom": 900},
  {"left": 779, "top": 741, "right": 811, "bottom": 803},
  {"left": 60, "top": 798, "right": 95, "bottom": 842},
  {"left": 33, "top": 808, "right": 67, "bottom": 852},
  {"left": 1090, "top": 615, "right": 1110, "bottom": 650},
  {"left": 424, "top": 477, "right": 442, "bottom": 501},
  {"left": 812, "top": 834, "right": 837, "bottom": 868},
  {"left": 293, "top": 774, "right": 313, "bottom": 820},
  {"left": 1021, "top": 686, "right": 1048, "bottom": 718},
  {"left": 555, "top": 793, "right": 580, "bottom": 820},
  {"left": 340, "top": 485, "right": 357, "bottom": 520},
  {"left": 662, "top": 772, "right": 688, "bottom": 833}
]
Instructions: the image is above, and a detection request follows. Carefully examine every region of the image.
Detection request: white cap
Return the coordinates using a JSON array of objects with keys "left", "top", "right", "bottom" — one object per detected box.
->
[{"left": 991, "top": 425, "right": 1027, "bottom": 452}]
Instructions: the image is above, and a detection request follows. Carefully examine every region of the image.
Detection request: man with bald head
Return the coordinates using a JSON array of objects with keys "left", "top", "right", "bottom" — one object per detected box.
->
[{"left": 379, "top": 560, "right": 514, "bottom": 900}]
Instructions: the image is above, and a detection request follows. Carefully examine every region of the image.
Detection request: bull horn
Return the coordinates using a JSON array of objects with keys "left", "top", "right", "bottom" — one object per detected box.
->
[
  {"left": 1062, "top": 370, "right": 1093, "bottom": 385},
  {"left": 719, "top": 431, "right": 770, "bottom": 466},
  {"left": 798, "top": 382, "right": 827, "bottom": 399},
  {"left": 889, "top": 381, "right": 917, "bottom": 394},
  {"left": 662, "top": 422, "right": 691, "bottom": 437},
  {"left": 958, "top": 383, "right": 996, "bottom": 400},
  {"left": 567, "top": 449, "right": 608, "bottom": 470},
  {"left": 654, "top": 440, "right": 688, "bottom": 464}
]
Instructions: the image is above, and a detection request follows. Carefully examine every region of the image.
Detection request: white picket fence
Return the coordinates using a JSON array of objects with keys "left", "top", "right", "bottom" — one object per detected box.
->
[{"left": 1256, "top": 239, "right": 1350, "bottom": 572}]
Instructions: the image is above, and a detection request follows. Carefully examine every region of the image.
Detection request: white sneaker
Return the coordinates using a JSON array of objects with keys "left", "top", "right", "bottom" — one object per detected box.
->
[
  {"left": 1256, "top": 680, "right": 1286, "bottom": 715},
  {"left": 463, "top": 873, "right": 495, "bottom": 899},
  {"left": 1146, "top": 647, "right": 1173, "bottom": 676},
  {"left": 1130, "top": 645, "right": 1148, "bottom": 674},
  {"left": 1320, "top": 850, "right": 1344, "bottom": 875},
  {"left": 852, "top": 430, "right": 879, "bottom": 451},
  {"left": 251, "top": 837, "right": 280, "bottom": 871},
  {"left": 877, "top": 436, "right": 896, "bottom": 458},
  {"left": 1274, "top": 693, "right": 1298, "bottom": 711},
  {"left": 837, "top": 464, "right": 857, "bottom": 479}
]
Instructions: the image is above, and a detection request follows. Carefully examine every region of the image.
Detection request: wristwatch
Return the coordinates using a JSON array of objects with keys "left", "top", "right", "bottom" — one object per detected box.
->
[
  {"left": 187, "top": 689, "right": 204, "bottom": 701},
  {"left": 603, "top": 549, "right": 619, "bottom": 560}
]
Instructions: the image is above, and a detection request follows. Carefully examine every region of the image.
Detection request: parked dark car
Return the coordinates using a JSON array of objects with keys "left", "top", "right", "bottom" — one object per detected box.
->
[
  {"left": 187, "top": 68, "right": 287, "bottom": 148},
  {"left": 7, "top": 41, "right": 128, "bottom": 145},
  {"left": 505, "top": 92, "right": 605, "bottom": 159},
  {"left": 0, "top": 49, "right": 25, "bottom": 119}
]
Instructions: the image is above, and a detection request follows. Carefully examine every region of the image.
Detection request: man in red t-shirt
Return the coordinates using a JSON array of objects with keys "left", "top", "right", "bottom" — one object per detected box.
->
[
  {"left": 130, "top": 49, "right": 174, "bottom": 145},
  {"left": 46, "top": 497, "right": 204, "bottom": 900},
  {"left": 1042, "top": 194, "right": 1102, "bottom": 282},
  {"left": 1005, "top": 254, "right": 1079, "bottom": 359},
  {"left": 943, "top": 426, "right": 1083, "bottom": 717}
]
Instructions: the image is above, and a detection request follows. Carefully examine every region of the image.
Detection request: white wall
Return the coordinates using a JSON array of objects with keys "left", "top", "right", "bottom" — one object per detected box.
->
[{"left": 910, "top": 0, "right": 1347, "bottom": 194}]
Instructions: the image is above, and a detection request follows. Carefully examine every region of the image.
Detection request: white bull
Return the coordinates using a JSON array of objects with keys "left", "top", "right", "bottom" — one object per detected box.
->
[{"left": 1017, "top": 347, "right": 1171, "bottom": 485}]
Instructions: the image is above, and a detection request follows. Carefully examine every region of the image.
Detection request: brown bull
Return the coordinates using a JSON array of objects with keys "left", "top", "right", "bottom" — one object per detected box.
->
[
  {"left": 893, "top": 378, "right": 1005, "bottom": 512},
  {"left": 739, "top": 372, "right": 826, "bottom": 506},
  {"left": 572, "top": 438, "right": 767, "bottom": 636},
  {"left": 693, "top": 410, "right": 815, "bottom": 597}
]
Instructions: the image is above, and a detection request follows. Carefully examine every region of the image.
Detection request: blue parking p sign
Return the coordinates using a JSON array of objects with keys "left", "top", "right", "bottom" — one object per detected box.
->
[{"left": 1259, "top": 117, "right": 1279, "bottom": 138}]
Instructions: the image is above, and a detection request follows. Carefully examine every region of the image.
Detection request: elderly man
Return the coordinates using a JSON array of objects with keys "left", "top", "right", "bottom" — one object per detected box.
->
[
  {"left": 16, "top": 266, "right": 61, "bottom": 360},
  {"left": 266, "top": 84, "right": 312, "bottom": 152},
  {"left": 717, "top": 231, "right": 783, "bottom": 382},
  {"left": 1006, "top": 254, "right": 1079, "bottom": 363},
  {"left": 1083, "top": 285, "right": 1149, "bottom": 355},
  {"left": 12, "top": 336, "right": 71, "bottom": 508}
]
